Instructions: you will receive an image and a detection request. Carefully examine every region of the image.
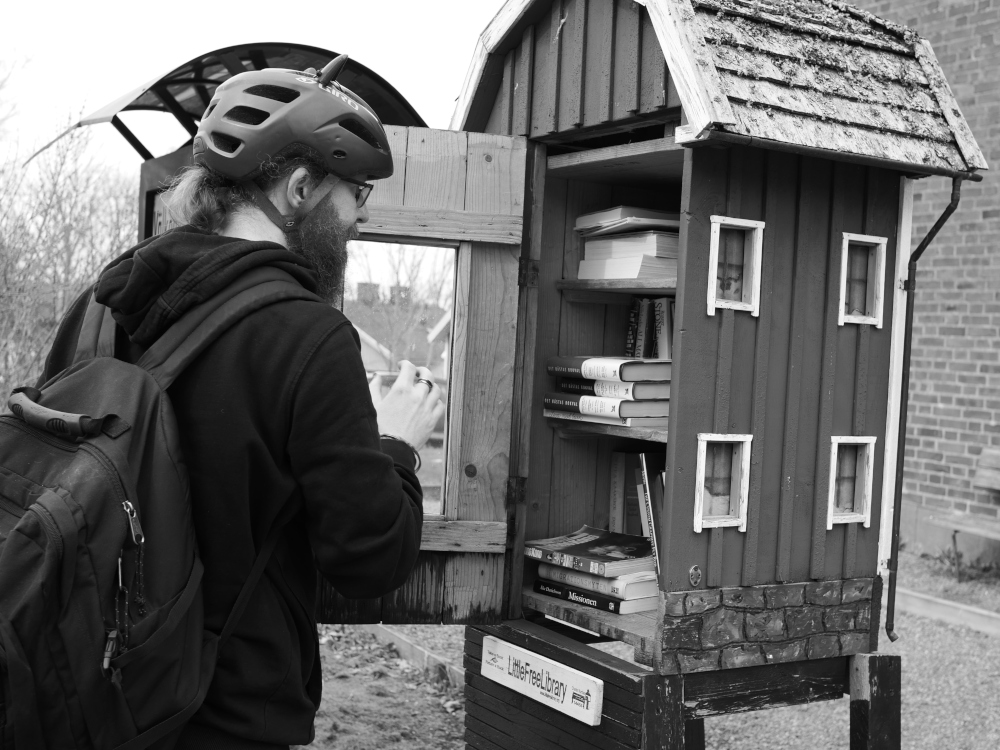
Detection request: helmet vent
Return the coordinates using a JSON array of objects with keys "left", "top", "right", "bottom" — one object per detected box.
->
[
  {"left": 204, "top": 103, "right": 217, "bottom": 119},
  {"left": 223, "top": 106, "right": 270, "bottom": 126},
  {"left": 244, "top": 84, "right": 300, "bottom": 104},
  {"left": 340, "top": 118, "right": 385, "bottom": 152},
  {"left": 212, "top": 132, "right": 243, "bottom": 154}
]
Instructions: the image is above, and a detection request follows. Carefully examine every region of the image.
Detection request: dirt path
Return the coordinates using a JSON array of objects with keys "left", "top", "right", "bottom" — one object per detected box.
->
[{"left": 298, "top": 625, "right": 465, "bottom": 750}]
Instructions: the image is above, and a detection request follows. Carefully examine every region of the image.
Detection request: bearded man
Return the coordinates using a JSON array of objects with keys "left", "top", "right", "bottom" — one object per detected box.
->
[{"left": 38, "top": 56, "right": 443, "bottom": 750}]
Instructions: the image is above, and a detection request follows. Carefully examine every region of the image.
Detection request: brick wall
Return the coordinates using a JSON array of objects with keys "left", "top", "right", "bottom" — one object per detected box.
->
[{"left": 856, "top": 1, "right": 1000, "bottom": 526}]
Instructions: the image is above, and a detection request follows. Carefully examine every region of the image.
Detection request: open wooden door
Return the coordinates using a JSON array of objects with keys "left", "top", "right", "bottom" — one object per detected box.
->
[{"left": 317, "top": 125, "right": 536, "bottom": 625}]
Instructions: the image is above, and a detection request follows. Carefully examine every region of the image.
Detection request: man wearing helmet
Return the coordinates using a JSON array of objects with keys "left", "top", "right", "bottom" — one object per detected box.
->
[{"left": 39, "top": 56, "right": 442, "bottom": 750}]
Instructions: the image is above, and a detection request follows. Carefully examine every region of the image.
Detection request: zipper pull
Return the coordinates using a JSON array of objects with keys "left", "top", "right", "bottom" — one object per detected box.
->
[
  {"left": 102, "top": 629, "right": 119, "bottom": 672},
  {"left": 122, "top": 501, "right": 144, "bottom": 546}
]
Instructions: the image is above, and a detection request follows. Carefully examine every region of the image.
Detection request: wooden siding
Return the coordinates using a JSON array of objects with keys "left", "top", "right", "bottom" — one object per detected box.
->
[
  {"left": 481, "top": 0, "right": 681, "bottom": 140},
  {"left": 661, "top": 145, "right": 901, "bottom": 591},
  {"left": 689, "top": 0, "right": 972, "bottom": 172}
]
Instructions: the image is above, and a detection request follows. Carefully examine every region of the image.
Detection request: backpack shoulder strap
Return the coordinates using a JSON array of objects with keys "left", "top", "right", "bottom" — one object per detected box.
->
[
  {"left": 135, "top": 266, "right": 321, "bottom": 390},
  {"left": 72, "top": 290, "right": 117, "bottom": 364}
]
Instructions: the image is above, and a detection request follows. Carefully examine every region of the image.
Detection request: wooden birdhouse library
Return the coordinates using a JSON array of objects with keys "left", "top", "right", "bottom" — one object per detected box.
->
[{"left": 79, "top": 0, "right": 985, "bottom": 747}]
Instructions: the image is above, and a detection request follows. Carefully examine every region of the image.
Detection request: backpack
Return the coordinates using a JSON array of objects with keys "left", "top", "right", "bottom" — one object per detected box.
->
[{"left": 0, "top": 266, "right": 319, "bottom": 749}]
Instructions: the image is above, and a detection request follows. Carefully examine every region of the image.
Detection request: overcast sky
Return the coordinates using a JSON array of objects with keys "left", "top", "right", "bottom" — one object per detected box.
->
[{"left": 1, "top": 0, "right": 501, "bottom": 167}]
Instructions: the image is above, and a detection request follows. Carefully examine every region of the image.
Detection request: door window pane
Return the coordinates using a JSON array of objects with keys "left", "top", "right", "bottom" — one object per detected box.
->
[
  {"left": 716, "top": 228, "right": 746, "bottom": 302},
  {"left": 845, "top": 243, "right": 870, "bottom": 317},
  {"left": 704, "top": 442, "right": 735, "bottom": 517},
  {"left": 835, "top": 444, "right": 859, "bottom": 514}
]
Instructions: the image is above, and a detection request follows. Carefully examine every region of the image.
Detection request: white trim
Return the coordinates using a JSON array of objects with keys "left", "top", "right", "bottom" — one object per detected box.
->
[
  {"left": 878, "top": 178, "right": 915, "bottom": 576},
  {"left": 827, "top": 436, "right": 878, "bottom": 530},
  {"left": 838, "top": 233, "right": 888, "bottom": 328},
  {"left": 694, "top": 433, "right": 753, "bottom": 533},
  {"left": 707, "top": 216, "right": 765, "bottom": 317}
]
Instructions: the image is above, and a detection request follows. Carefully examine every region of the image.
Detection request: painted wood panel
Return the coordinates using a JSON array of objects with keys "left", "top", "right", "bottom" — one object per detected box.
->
[{"left": 530, "top": 1, "right": 561, "bottom": 138}]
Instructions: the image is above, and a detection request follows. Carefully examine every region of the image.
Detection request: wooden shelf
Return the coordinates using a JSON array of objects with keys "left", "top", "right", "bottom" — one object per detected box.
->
[
  {"left": 547, "top": 138, "right": 685, "bottom": 186},
  {"left": 556, "top": 278, "right": 678, "bottom": 304},
  {"left": 522, "top": 585, "right": 658, "bottom": 665},
  {"left": 547, "top": 417, "right": 669, "bottom": 443}
]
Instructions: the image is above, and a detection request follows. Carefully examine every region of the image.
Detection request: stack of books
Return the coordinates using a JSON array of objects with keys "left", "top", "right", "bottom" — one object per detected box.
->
[
  {"left": 575, "top": 207, "right": 679, "bottom": 281},
  {"left": 525, "top": 526, "right": 658, "bottom": 614},
  {"left": 543, "top": 356, "right": 671, "bottom": 428}
]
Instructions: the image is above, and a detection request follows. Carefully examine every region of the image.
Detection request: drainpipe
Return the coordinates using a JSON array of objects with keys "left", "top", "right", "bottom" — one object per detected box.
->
[{"left": 885, "top": 176, "right": 967, "bottom": 642}]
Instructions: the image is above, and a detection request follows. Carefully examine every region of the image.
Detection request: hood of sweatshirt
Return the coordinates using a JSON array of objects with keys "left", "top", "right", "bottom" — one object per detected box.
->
[{"left": 95, "top": 226, "right": 318, "bottom": 348}]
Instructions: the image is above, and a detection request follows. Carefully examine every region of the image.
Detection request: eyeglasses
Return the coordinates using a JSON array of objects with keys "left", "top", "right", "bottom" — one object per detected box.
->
[{"left": 338, "top": 175, "right": 374, "bottom": 208}]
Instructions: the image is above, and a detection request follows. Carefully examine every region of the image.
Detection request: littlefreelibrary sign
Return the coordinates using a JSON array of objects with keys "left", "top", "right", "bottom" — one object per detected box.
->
[{"left": 480, "top": 636, "right": 604, "bottom": 725}]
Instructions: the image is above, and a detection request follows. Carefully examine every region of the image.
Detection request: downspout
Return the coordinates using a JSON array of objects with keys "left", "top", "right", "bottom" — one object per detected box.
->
[{"left": 885, "top": 176, "right": 966, "bottom": 642}]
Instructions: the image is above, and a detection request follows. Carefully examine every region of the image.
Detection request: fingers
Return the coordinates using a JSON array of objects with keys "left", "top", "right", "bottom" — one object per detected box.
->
[
  {"left": 368, "top": 372, "right": 383, "bottom": 404},
  {"left": 396, "top": 360, "right": 417, "bottom": 383}
]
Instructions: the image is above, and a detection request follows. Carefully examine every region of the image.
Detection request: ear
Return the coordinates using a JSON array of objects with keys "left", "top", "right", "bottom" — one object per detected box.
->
[{"left": 278, "top": 167, "right": 316, "bottom": 212}]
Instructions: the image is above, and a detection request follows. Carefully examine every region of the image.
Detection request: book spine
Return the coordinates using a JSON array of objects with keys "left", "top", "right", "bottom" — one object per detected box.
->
[
  {"left": 625, "top": 298, "right": 640, "bottom": 357},
  {"left": 547, "top": 357, "right": 625, "bottom": 381},
  {"left": 542, "top": 409, "right": 625, "bottom": 426},
  {"left": 650, "top": 297, "right": 671, "bottom": 361},
  {"left": 633, "top": 299, "right": 651, "bottom": 358},
  {"left": 532, "top": 580, "right": 626, "bottom": 613},
  {"left": 538, "top": 563, "right": 618, "bottom": 597},
  {"left": 608, "top": 454, "right": 625, "bottom": 533},
  {"left": 634, "top": 467, "right": 650, "bottom": 538},
  {"left": 559, "top": 379, "right": 636, "bottom": 399},
  {"left": 623, "top": 455, "right": 643, "bottom": 536},
  {"left": 639, "top": 454, "right": 661, "bottom": 576},
  {"left": 544, "top": 393, "right": 622, "bottom": 418}
]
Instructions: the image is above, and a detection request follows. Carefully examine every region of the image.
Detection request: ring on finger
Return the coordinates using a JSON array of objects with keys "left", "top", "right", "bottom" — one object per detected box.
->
[{"left": 416, "top": 378, "right": 434, "bottom": 392}]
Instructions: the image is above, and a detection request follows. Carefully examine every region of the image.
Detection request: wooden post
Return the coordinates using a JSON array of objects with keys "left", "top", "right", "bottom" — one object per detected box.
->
[
  {"left": 849, "top": 654, "right": 901, "bottom": 750},
  {"left": 684, "top": 718, "right": 706, "bottom": 750}
]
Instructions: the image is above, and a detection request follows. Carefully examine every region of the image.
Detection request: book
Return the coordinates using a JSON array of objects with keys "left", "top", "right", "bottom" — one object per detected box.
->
[
  {"left": 608, "top": 453, "right": 627, "bottom": 533},
  {"left": 623, "top": 467, "right": 643, "bottom": 536},
  {"left": 633, "top": 298, "right": 651, "bottom": 358},
  {"left": 543, "top": 409, "right": 670, "bottom": 428},
  {"left": 649, "top": 296, "right": 672, "bottom": 361},
  {"left": 537, "top": 563, "right": 658, "bottom": 599},
  {"left": 583, "top": 231, "right": 679, "bottom": 261},
  {"left": 579, "top": 217, "right": 682, "bottom": 237},
  {"left": 524, "top": 525, "right": 655, "bottom": 577},
  {"left": 558, "top": 378, "right": 671, "bottom": 400},
  {"left": 578, "top": 256, "right": 677, "bottom": 281},
  {"left": 547, "top": 357, "right": 672, "bottom": 382},
  {"left": 544, "top": 393, "right": 670, "bottom": 418},
  {"left": 624, "top": 298, "right": 640, "bottom": 359},
  {"left": 532, "top": 579, "right": 658, "bottom": 614},
  {"left": 639, "top": 453, "right": 667, "bottom": 575},
  {"left": 634, "top": 467, "right": 649, "bottom": 538},
  {"left": 574, "top": 206, "right": 680, "bottom": 234}
]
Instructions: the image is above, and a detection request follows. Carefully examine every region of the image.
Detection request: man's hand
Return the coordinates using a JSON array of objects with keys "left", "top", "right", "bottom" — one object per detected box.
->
[{"left": 369, "top": 361, "right": 445, "bottom": 453}]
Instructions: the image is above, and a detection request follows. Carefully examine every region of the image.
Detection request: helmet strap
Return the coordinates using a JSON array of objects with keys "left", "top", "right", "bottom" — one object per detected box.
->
[{"left": 245, "top": 174, "right": 340, "bottom": 233}]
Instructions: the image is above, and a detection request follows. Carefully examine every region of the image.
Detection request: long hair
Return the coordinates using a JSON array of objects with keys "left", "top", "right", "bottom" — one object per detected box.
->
[{"left": 162, "top": 156, "right": 327, "bottom": 233}]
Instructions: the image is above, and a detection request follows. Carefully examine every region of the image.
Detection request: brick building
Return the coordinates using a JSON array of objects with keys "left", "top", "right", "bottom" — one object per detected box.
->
[{"left": 857, "top": 0, "right": 1000, "bottom": 561}]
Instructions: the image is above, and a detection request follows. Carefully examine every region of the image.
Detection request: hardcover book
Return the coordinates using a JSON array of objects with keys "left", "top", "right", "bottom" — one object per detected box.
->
[
  {"left": 543, "top": 393, "right": 670, "bottom": 419},
  {"left": 546, "top": 357, "right": 672, "bottom": 382},
  {"left": 524, "top": 525, "right": 655, "bottom": 577},
  {"left": 533, "top": 579, "right": 658, "bottom": 614},
  {"left": 542, "top": 409, "right": 670, "bottom": 428},
  {"left": 558, "top": 378, "right": 670, "bottom": 401}
]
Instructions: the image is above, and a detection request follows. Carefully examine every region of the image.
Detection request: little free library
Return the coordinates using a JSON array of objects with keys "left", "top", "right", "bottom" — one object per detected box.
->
[{"left": 77, "top": 0, "right": 986, "bottom": 747}]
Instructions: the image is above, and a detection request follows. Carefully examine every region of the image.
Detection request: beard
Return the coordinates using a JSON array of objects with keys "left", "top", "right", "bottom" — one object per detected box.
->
[{"left": 285, "top": 201, "right": 357, "bottom": 304}]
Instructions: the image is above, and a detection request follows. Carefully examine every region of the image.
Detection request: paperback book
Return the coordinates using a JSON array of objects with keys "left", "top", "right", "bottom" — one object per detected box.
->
[
  {"left": 575, "top": 206, "right": 680, "bottom": 236},
  {"left": 577, "top": 255, "right": 677, "bottom": 281},
  {"left": 608, "top": 452, "right": 644, "bottom": 535},
  {"left": 583, "top": 231, "right": 679, "bottom": 261},
  {"left": 532, "top": 579, "right": 658, "bottom": 614},
  {"left": 536, "top": 564, "right": 658, "bottom": 600},
  {"left": 524, "top": 525, "right": 655, "bottom": 577}
]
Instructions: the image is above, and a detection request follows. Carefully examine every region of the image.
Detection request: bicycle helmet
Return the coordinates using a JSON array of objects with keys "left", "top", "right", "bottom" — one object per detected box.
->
[{"left": 192, "top": 55, "right": 393, "bottom": 230}]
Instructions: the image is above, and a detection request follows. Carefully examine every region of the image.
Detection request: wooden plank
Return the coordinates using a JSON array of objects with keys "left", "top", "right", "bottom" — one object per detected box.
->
[
  {"left": 708, "top": 306, "right": 735, "bottom": 588},
  {"left": 558, "top": 0, "right": 587, "bottom": 131},
  {"left": 645, "top": 0, "right": 736, "bottom": 141},
  {"left": 363, "top": 206, "right": 522, "bottom": 245},
  {"left": 583, "top": 0, "right": 614, "bottom": 127},
  {"left": 513, "top": 25, "right": 535, "bottom": 137},
  {"left": 778, "top": 157, "right": 832, "bottom": 582},
  {"left": 555, "top": 275, "right": 678, "bottom": 296},
  {"left": 466, "top": 709, "right": 571, "bottom": 750},
  {"left": 446, "top": 243, "right": 473, "bottom": 520},
  {"left": 646, "top": 675, "right": 686, "bottom": 749},
  {"left": 547, "top": 137, "right": 684, "bottom": 177},
  {"left": 844, "top": 323, "right": 871, "bottom": 580},
  {"left": 913, "top": 39, "right": 988, "bottom": 170},
  {"left": 419, "top": 520, "right": 507, "bottom": 553},
  {"left": 465, "top": 725, "right": 508, "bottom": 750},
  {"left": 811, "top": 162, "right": 865, "bottom": 580},
  {"left": 531, "top": 1, "right": 561, "bottom": 138},
  {"left": 380, "top": 551, "right": 446, "bottom": 624},
  {"left": 684, "top": 657, "right": 849, "bottom": 717},
  {"left": 368, "top": 125, "right": 408, "bottom": 207},
  {"left": 466, "top": 677, "right": 641, "bottom": 749},
  {"left": 481, "top": 620, "right": 650, "bottom": 692},
  {"left": 639, "top": 8, "right": 669, "bottom": 112},
  {"left": 611, "top": 0, "right": 641, "bottom": 121},
  {"left": 485, "top": 50, "right": 516, "bottom": 135},
  {"left": 749, "top": 150, "right": 798, "bottom": 586},
  {"left": 466, "top": 133, "right": 528, "bottom": 216},
  {"left": 402, "top": 129, "right": 467, "bottom": 210},
  {"left": 444, "top": 553, "right": 503, "bottom": 624},
  {"left": 316, "top": 582, "right": 381, "bottom": 624},
  {"left": 548, "top": 420, "right": 670, "bottom": 443},
  {"left": 849, "top": 654, "right": 901, "bottom": 750}
]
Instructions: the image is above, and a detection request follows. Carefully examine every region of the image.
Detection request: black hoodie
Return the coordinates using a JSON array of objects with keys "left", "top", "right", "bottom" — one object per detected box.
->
[{"left": 40, "top": 227, "right": 423, "bottom": 746}]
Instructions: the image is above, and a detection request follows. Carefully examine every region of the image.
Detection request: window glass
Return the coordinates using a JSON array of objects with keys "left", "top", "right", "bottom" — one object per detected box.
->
[
  {"left": 834, "top": 444, "right": 860, "bottom": 514},
  {"left": 344, "top": 240, "right": 456, "bottom": 516},
  {"left": 845, "top": 243, "right": 870, "bottom": 317},
  {"left": 716, "top": 228, "right": 746, "bottom": 302},
  {"left": 704, "top": 442, "right": 735, "bottom": 517}
]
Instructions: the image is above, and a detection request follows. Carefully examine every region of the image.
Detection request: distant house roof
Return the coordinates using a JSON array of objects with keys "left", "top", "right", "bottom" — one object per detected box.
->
[{"left": 454, "top": 0, "right": 986, "bottom": 177}]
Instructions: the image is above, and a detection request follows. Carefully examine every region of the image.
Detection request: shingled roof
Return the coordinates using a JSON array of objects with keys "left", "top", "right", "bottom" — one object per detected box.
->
[{"left": 454, "top": 0, "right": 986, "bottom": 177}]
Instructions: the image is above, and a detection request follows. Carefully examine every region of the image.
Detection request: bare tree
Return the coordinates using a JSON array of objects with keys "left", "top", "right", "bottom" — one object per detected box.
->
[{"left": 0, "top": 120, "right": 137, "bottom": 392}]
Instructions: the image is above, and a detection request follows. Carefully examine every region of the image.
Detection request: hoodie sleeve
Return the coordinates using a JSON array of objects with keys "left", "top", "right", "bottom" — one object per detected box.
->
[
  {"left": 36, "top": 286, "right": 93, "bottom": 386},
  {"left": 286, "top": 321, "right": 423, "bottom": 599}
]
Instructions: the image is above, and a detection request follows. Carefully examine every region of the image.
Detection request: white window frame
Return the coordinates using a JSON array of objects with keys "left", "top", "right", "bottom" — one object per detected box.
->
[
  {"left": 707, "top": 216, "right": 765, "bottom": 317},
  {"left": 827, "top": 436, "right": 877, "bottom": 530},
  {"left": 838, "top": 233, "right": 888, "bottom": 328},
  {"left": 694, "top": 433, "right": 753, "bottom": 532}
]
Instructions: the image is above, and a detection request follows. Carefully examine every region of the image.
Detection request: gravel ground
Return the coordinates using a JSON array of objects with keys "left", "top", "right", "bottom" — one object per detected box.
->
[{"left": 896, "top": 548, "right": 1000, "bottom": 613}]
